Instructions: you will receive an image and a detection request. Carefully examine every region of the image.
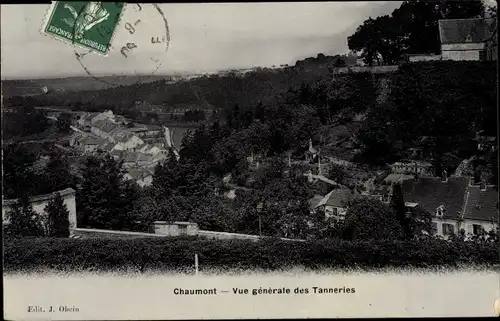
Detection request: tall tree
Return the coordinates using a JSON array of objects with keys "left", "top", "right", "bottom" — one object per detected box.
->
[
  {"left": 40, "top": 151, "right": 75, "bottom": 194},
  {"left": 56, "top": 113, "right": 72, "bottom": 133},
  {"left": 390, "top": 183, "right": 411, "bottom": 239},
  {"left": 5, "top": 200, "right": 46, "bottom": 237},
  {"left": 3, "top": 144, "right": 37, "bottom": 200},
  {"left": 342, "top": 198, "right": 404, "bottom": 241},
  {"left": 45, "top": 193, "right": 70, "bottom": 237},
  {"left": 77, "top": 154, "right": 136, "bottom": 230}
]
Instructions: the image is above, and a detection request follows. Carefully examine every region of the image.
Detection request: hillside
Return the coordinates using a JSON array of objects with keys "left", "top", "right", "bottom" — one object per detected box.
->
[{"left": 1, "top": 75, "right": 191, "bottom": 97}]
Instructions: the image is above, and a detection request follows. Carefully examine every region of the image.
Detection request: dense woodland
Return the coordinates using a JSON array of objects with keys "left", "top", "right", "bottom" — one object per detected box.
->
[{"left": 4, "top": 58, "right": 498, "bottom": 242}]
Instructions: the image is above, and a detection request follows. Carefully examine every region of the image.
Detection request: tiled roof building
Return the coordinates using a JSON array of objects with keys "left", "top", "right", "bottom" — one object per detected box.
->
[
  {"left": 402, "top": 177, "right": 469, "bottom": 219},
  {"left": 438, "top": 18, "right": 498, "bottom": 61},
  {"left": 402, "top": 176, "right": 498, "bottom": 237},
  {"left": 463, "top": 185, "right": 498, "bottom": 222}
]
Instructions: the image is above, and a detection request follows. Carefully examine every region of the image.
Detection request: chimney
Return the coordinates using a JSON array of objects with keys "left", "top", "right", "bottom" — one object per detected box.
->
[{"left": 441, "top": 169, "right": 448, "bottom": 183}]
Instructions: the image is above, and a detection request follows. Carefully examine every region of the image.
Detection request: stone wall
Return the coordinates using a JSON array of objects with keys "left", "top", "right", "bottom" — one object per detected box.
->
[{"left": 72, "top": 228, "right": 166, "bottom": 239}]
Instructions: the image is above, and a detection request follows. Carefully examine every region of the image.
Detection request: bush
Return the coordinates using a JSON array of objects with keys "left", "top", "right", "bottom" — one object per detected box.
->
[{"left": 3, "top": 236, "right": 498, "bottom": 273}]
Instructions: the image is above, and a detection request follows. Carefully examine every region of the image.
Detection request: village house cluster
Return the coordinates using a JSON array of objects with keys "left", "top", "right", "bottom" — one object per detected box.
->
[
  {"left": 69, "top": 110, "right": 179, "bottom": 187},
  {"left": 306, "top": 133, "right": 498, "bottom": 240}
]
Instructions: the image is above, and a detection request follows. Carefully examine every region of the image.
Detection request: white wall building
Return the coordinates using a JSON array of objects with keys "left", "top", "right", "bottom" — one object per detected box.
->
[{"left": 2, "top": 188, "right": 78, "bottom": 231}]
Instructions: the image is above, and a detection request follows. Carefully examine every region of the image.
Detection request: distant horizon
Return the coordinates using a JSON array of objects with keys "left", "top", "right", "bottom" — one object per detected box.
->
[
  {"left": 1, "top": 2, "right": 402, "bottom": 80},
  {"left": 1, "top": 52, "right": 348, "bottom": 81}
]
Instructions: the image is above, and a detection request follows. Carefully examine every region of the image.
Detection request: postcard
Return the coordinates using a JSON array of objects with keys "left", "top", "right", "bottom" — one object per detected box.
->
[{"left": 2, "top": 1, "right": 499, "bottom": 320}]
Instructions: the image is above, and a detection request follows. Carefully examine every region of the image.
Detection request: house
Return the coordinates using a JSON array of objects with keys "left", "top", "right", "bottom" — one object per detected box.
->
[
  {"left": 112, "top": 130, "right": 144, "bottom": 151},
  {"left": 122, "top": 152, "right": 155, "bottom": 168},
  {"left": 109, "top": 149, "right": 126, "bottom": 161},
  {"left": 91, "top": 119, "right": 119, "bottom": 141},
  {"left": 147, "top": 144, "right": 163, "bottom": 156},
  {"left": 460, "top": 184, "right": 499, "bottom": 236},
  {"left": 76, "top": 112, "right": 96, "bottom": 131},
  {"left": 99, "top": 141, "right": 120, "bottom": 153},
  {"left": 124, "top": 168, "right": 154, "bottom": 187},
  {"left": 390, "top": 161, "right": 434, "bottom": 176},
  {"left": 127, "top": 125, "right": 149, "bottom": 137},
  {"left": 314, "top": 188, "right": 358, "bottom": 220},
  {"left": 438, "top": 18, "right": 497, "bottom": 61},
  {"left": 401, "top": 174, "right": 498, "bottom": 238},
  {"left": 383, "top": 173, "right": 415, "bottom": 185},
  {"left": 2, "top": 188, "right": 77, "bottom": 232},
  {"left": 71, "top": 134, "right": 106, "bottom": 153},
  {"left": 90, "top": 110, "right": 114, "bottom": 125},
  {"left": 135, "top": 143, "right": 151, "bottom": 154}
]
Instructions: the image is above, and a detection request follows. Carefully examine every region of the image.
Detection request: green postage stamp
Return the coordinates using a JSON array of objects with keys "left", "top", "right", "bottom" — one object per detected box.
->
[{"left": 41, "top": 2, "right": 125, "bottom": 55}]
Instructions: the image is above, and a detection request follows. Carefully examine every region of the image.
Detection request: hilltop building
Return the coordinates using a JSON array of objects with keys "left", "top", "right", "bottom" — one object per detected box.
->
[
  {"left": 439, "top": 18, "right": 497, "bottom": 61},
  {"left": 407, "top": 17, "right": 497, "bottom": 62}
]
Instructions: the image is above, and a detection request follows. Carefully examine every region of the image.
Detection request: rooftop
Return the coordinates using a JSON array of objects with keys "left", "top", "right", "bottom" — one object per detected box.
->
[
  {"left": 439, "top": 18, "right": 497, "bottom": 44},
  {"left": 94, "top": 119, "right": 119, "bottom": 134},
  {"left": 315, "top": 188, "right": 357, "bottom": 209},
  {"left": 77, "top": 136, "right": 106, "bottom": 146},
  {"left": 125, "top": 168, "right": 154, "bottom": 180},
  {"left": 308, "top": 194, "right": 324, "bottom": 209},
  {"left": 384, "top": 174, "right": 415, "bottom": 184},
  {"left": 463, "top": 185, "right": 498, "bottom": 222},
  {"left": 402, "top": 177, "right": 469, "bottom": 220},
  {"left": 123, "top": 152, "right": 154, "bottom": 164}
]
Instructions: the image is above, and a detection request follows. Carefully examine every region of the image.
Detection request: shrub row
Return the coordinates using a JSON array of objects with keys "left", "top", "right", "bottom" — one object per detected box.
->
[{"left": 4, "top": 236, "right": 499, "bottom": 273}]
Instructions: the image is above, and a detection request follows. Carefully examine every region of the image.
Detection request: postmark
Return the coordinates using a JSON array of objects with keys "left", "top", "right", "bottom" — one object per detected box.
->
[
  {"left": 41, "top": 2, "right": 125, "bottom": 56},
  {"left": 73, "top": 3, "right": 170, "bottom": 85},
  {"left": 41, "top": 2, "right": 170, "bottom": 86}
]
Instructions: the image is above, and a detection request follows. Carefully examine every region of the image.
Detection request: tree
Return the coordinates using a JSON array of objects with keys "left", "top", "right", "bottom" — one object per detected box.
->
[
  {"left": 327, "top": 164, "right": 348, "bottom": 185},
  {"left": 342, "top": 198, "right": 404, "bottom": 241},
  {"left": 407, "top": 205, "right": 435, "bottom": 237},
  {"left": 39, "top": 151, "right": 75, "bottom": 194},
  {"left": 45, "top": 193, "right": 70, "bottom": 237},
  {"left": 56, "top": 113, "right": 72, "bottom": 133},
  {"left": 246, "top": 162, "right": 316, "bottom": 238},
  {"left": 3, "top": 144, "right": 38, "bottom": 200},
  {"left": 390, "top": 183, "right": 411, "bottom": 239},
  {"left": 347, "top": 1, "right": 486, "bottom": 65},
  {"left": 5, "top": 200, "right": 46, "bottom": 237},
  {"left": 77, "top": 154, "right": 137, "bottom": 230}
]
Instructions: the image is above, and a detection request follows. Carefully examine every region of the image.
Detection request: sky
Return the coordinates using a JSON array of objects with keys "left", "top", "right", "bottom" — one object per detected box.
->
[{"left": 0, "top": 2, "right": 404, "bottom": 79}]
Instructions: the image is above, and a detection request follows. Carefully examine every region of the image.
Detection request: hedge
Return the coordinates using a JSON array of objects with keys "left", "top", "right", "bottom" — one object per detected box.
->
[{"left": 4, "top": 236, "right": 499, "bottom": 273}]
